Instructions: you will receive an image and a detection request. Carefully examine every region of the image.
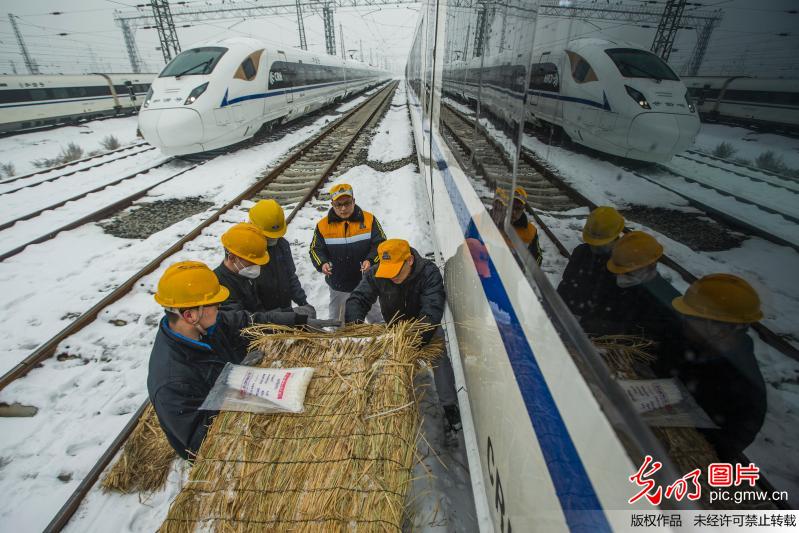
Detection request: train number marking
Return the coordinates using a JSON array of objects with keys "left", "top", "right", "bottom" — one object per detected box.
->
[{"left": 487, "top": 436, "right": 512, "bottom": 533}]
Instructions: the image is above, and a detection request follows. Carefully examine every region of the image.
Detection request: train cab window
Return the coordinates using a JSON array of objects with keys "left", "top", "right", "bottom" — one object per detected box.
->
[
  {"left": 161, "top": 46, "right": 228, "bottom": 78},
  {"left": 605, "top": 48, "right": 679, "bottom": 81},
  {"left": 566, "top": 51, "right": 598, "bottom": 84},
  {"left": 529, "top": 62, "right": 560, "bottom": 92},
  {"left": 234, "top": 50, "right": 263, "bottom": 81}
]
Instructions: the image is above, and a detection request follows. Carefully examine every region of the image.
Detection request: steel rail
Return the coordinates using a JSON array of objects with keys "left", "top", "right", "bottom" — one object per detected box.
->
[{"left": 41, "top": 80, "right": 397, "bottom": 533}]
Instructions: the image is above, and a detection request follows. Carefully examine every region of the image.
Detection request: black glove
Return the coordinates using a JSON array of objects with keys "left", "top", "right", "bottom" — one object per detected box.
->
[
  {"left": 306, "top": 318, "right": 341, "bottom": 330},
  {"left": 293, "top": 304, "right": 317, "bottom": 319}
]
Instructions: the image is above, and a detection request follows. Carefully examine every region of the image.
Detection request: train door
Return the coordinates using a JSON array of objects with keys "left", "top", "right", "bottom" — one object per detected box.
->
[{"left": 278, "top": 52, "right": 294, "bottom": 104}]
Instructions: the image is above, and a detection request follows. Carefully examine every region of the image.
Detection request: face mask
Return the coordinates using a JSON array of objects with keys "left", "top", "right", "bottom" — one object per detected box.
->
[
  {"left": 616, "top": 267, "right": 656, "bottom": 288},
  {"left": 267, "top": 238, "right": 279, "bottom": 247},
  {"left": 233, "top": 256, "right": 261, "bottom": 279}
]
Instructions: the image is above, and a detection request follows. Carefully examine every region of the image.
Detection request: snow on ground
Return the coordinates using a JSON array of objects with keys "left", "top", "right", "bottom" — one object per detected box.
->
[
  {"left": 693, "top": 123, "right": 799, "bottom": 170},
  {"left": 368, "top": 84, "right": 414, "bottom": 163},
  {"left": 0, "top": 89, "right": 476, "bottom": 531},
  {"left": 0, "top": 116, "right": 142, "bottom": 178}
]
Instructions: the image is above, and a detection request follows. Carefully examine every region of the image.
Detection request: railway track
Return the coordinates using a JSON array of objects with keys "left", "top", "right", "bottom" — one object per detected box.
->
[
  {"left": 684, "top": 149, "right": 799, "bottom": 192},
  {"left": 0, "top": 80, "right": 398, "bottom": 532},
  {"left": 440, "top": 103, "right": 799, "bottom": 363}
]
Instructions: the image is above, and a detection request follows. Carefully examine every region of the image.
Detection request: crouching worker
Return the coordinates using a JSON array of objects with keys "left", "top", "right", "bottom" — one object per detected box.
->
[
  {"left": 344, "top": 239, "right": 462, "bottom": 444},
  {"left": 148, "top": 260, "right": 336, "bottom": 460}
]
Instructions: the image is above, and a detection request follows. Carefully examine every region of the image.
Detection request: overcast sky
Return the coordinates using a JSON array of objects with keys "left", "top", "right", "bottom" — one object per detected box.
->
[{"left": 0, "top": 1, "right": 796, "bottom": 78}]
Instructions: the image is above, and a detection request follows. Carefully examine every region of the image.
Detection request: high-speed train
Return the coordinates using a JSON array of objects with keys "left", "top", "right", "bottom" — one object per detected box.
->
[
  {"left": 444, "top": 38, "right": 701, "bottom": 163},
  {"left": 0, "top": 73, "right": 155, "bottom": 134},
  {"left": 139, "top": 37, "right": 389, "bottom": 156},
  {"left": 684, "top": 76, "right": 799, "bottom": 133}
]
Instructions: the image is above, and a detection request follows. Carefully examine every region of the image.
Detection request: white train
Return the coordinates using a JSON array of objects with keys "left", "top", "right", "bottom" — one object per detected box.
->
[
  {"left": 139, "top": 37, "right": 389, "bottom": 156},
  {"left": 444, "top": 38, "right": 701, "bottom": 163},
  {"left": 0, "top": 73, "right": 155, "bottom": 134},
  {"left": 684, "top": 76, "right": 799, "bottom": 133}
]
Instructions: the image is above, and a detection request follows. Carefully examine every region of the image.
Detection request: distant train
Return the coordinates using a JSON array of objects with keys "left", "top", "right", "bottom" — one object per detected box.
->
[
  {"left": 0, "top": 73, "right": 155, "bottom": 134},
  {"left": 139, "top": 37, "right": 389, "bottom": 156},
  {"left": 444, "top": 38, "right": 701, "bottom": 163},
  {"left": 683, "top": 76, "right": 799, "bottom": 133}
]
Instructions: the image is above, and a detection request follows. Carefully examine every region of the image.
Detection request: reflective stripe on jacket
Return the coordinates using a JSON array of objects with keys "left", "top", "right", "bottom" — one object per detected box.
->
[{"left": 309, "top": 205, "right": 386, "bottom": 292}]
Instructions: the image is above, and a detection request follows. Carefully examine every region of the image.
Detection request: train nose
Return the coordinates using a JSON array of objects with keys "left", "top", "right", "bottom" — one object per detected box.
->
[
  {"left": 138, "top": 108, "right": 205, "bottom": 154},
  {"left": 627, "top": 113, "right": 699, "bottom": 162}
]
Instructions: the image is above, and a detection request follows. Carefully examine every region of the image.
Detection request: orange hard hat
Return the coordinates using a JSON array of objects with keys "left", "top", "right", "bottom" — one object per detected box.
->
[
  {"left": 375, "top": 239, "right": 412, "bottom": 278},
  {"left": 672, "top": 273, "right": 763, "bottom": 323},
  {"left": 607, "top": 231, "right": 662, "bottom": 274}
]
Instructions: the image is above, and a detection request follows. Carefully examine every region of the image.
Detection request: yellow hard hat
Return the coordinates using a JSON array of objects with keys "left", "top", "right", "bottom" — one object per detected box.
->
[
  {"left": 672, "top": 273, "right": 763, "bottom": 323},
  {"left": 583, "top": 206, "right": 625, "bottom": 246},
  {"left": 607, "top": 231, "right": 662, "bottom": 274},
  {"left": 249, "top": 199, "right": 286, "bottom": 238},
  {"left": 494, "top": 188, "right": 510, "bottom": 206},
  {"left": 329, "top": 183, "right": 353, "bottom": 201},
  {"left": 154, "top": 261, "right": 230, "bottom": 308},
  {"left": 220, "top": 223, "right": 270, "bottom": 265},
  {"left": 513, "top": 187, "right": 528, "bottom": 205}
]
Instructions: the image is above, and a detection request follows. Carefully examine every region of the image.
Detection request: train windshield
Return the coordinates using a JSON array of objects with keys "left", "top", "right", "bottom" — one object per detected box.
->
[
  {"left": 605, "top": 48, "right": 679, "bottom": 81},
  {"left": 160, "top": 47, "right": 228, "bottom": 78}
]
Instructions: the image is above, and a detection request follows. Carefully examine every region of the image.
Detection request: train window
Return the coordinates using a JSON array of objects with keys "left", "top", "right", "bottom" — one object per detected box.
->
[
  {"left": 605, "top": 48, "right": 679, "bottom": 81},
  {"left": 52, "top": 88, "right": 69, "bottom": 99},
  {"left": 29, "top": 89, "right": 48, "bottom": 100},
  {"left": 529, "top": 62, "right": 560, "bottom": 92},
  {"left": 566, "top": 51, "right": 598, "bottom": 83},
  {"left": 161, "top": 46, "right": 228, "bottom": 77},
  {"left": 235, "top": 50, "right": 262, "bottom": 81},
  {"left": 0, "top": 89, "right": 33, "bottom": 103}
]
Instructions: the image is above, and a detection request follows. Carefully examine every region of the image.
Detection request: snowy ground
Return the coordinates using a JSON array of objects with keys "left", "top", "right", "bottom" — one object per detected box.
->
[
  {"left": 0, "top": 87, "right": 476, "bottom": 530},
  {"left": 368, "top": 84, "right": 414, "bottom": 163},
  {"left": 693, "top": 123, "right": 799, "bottom": 171},
  {"left": 0, "top": 117, "right": 143, "bottom": 178}
]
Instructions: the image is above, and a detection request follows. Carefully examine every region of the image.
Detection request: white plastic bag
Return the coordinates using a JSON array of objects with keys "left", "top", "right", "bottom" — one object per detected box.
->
[{"left": 200, "top": 363, "right": 314, "bottom": 414}]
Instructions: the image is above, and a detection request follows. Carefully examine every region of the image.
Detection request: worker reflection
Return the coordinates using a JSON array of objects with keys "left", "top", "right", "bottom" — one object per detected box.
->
[
  {"left": 491, "top": 187, "right": 543, "bottom": 265},
  {"left": 657, "top": 274, "right": 767, "bottom": 460},
  {"left": 466, "top": 238, "right": 491, "bottom": 279},
  {"left": 557, "top": 206, "right": 624, "bottom": 318}
]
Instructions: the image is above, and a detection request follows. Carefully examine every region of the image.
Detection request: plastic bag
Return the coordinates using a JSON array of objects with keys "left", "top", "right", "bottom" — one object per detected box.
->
[
  {"left": 200, "top": 363, "right": 314, "bottom": 414},
  {"left": 617, "top": 378, "right": 718, "bottom": 429}
]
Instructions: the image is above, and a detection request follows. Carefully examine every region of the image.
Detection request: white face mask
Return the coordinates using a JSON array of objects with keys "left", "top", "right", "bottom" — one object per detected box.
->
[
  {"left": 233, "top": 256, "right": 261, "bottom": 279},
  {"left": 616, "top": 267, "right": 656, "bottom": 288}
]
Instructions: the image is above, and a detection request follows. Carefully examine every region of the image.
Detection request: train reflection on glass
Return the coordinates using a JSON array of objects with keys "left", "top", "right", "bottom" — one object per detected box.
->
[{"left": 408, "top": 0, "right": 798, "bottom": 529}]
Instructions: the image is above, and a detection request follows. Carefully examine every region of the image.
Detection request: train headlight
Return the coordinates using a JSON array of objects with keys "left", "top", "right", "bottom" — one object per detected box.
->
[
  {"left": 685, "top": 91, "right": 696, "bottom": 113},
  {"left": 625, "top": 85, "right": 651, "bottom": 110},
  {"left": 184, "top": 82, "right": 209, "bottom": 105},
  {"left": 143, "top": 87, "right": 153, "bottom": 108}
]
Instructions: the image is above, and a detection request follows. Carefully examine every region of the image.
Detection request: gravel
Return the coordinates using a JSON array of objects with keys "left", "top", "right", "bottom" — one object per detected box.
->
[
  {"left": 100, "top": 197, "right": 214, "bottom": 239},
  {"left": 622, "top": 206, "right": 745, "bottom": 252}
]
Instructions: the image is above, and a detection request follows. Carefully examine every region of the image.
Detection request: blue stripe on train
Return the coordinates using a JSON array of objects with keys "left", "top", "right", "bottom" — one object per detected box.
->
[
  {"left": 410, "top": 82, "right": 611, "bottom": 531},
  {"left": 222, "top": 77, "right": 376, "bottom": 107}
]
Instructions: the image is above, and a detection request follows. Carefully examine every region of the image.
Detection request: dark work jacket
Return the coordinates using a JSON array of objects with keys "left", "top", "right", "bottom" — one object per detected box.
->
[
  {"left": 653, "top": 332, "right": 767, "bottom": 460},
  {"left": 256, "top": 238, "right": 307, "bottom": 310},
  {"left": 345, "top": 249, "right": 445, "bottom": 344},
  {"left": 511, "top": 212, "right": 542, "bottom": 265},
  {"left": 214, "top": 262, "right": 309, "bottom": 326},
  {"left": 309, "top": 205, "right": 386, "bottom": 292},
  {"left": 147, "top": 312, "right": 252, "bottom": 459},
  {"left": 581, "top": 273, "right": 682, "bottom": 359},
  {"left": 557, "top": 243, "right": 616, "bottom": 318}
]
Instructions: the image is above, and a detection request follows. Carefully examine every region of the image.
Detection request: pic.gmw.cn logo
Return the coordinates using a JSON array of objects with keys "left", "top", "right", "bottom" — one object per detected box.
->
[{"left": 628, "top": 455, "right": 761, "bottom": 505}]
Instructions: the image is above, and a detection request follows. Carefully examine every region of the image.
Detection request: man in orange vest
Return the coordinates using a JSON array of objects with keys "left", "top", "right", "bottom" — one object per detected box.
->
[
  {"left": 509, "top": 187, "right": 543, "bottom": 265},
  {"left": 310, "top": 183, "right": 386, "bottom": 322}
]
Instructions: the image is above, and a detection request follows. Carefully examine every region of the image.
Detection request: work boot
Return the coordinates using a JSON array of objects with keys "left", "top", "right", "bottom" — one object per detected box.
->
[{"left": 442, "top": 404, "right": 462, "bottom": 448}]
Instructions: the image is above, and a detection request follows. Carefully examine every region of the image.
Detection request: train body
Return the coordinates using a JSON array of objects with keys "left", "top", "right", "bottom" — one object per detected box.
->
[
  {"left": 684, "top": 76, "right": 799, "bottom": 133},
  {"left": 138, "top": 37, "right": 389, "bottom": 156},
  {"left": 444, "top": 38, "right": 701, "bottom": 163},
  {"left": 0, "top": 73, "right": 154, "bottom": 134}
]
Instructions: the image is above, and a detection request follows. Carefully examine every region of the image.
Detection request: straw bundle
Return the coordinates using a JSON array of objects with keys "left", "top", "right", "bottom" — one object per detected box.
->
[
  {"left": 591, "top": 334, "right": 657, "bottom": 378},
  {"left": 101, "top": 403, "right": 176, "bottom": 493},
  {"left": 159, "top": 321, "right": 441, "bottom": 532}
]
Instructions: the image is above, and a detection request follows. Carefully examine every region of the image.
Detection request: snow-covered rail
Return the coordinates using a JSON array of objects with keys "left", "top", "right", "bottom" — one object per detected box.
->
[{"left": 11, "top": 81, "right": 399, "bottom": 533}]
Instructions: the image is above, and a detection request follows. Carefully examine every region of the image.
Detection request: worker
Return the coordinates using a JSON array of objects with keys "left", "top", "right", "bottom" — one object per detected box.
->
[
  {"left": 557, "top": 206, "right": 624, "bottom": 318},
  {"left": 659, "top": 274, "right": 767, "bottom": 460},
  {"left": 248, "top": 199, "right": 315, "bottom": 316},
  {"left": 344, "top": 239, "right": 461, "bottom": 445},
  {"left": 581, "top": 231, "right": 682, "bottom": 359},
  {"left": 310, "top": 182, "right": 386, "bottom": 322},
  {"left": 149, "top": 260, "right": 337, "bottom": 459},
  {"left": 509, "top": 187, "right": 543, "bottom": 265}
]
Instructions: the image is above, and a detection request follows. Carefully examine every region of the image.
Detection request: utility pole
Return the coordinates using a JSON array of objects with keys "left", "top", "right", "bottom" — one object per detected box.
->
[
  {"left": 8, "top": 14, "right": 39, "bottom": 74},
  {"left": 650, "top": 0, "right": 687, "bottom": 61},
  {"left": 117, "top": 15, "right": 143, "bottom": 73},
  {"left": 322, "top": 2, "right": 336, "bottom": 56},
  {"left": 150, "top": 0, "right": 181, "bottom": 63},
  {"left": 295, "top": 0, "right": 307, "bottom": 50},
  {"left": 683, "top": 16, "right": 718, "bottom": 76},
  {"left": 370, "top": 48, "right": 373, "bottom": 66},
  {"left": 339, "top": 23, "right": 345, "bottom": 59},
  {"left": 463, "top": 22, "right": 470, "bottom": 62},
  {"left": 359, "top": 40, "right": 363, "bottom": 63},
  {"left": 9, "top": 60, "right": 18, "bottom": 75},
  {"left": 473, "top": 3, "right": 487, "bottom": 58}
]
